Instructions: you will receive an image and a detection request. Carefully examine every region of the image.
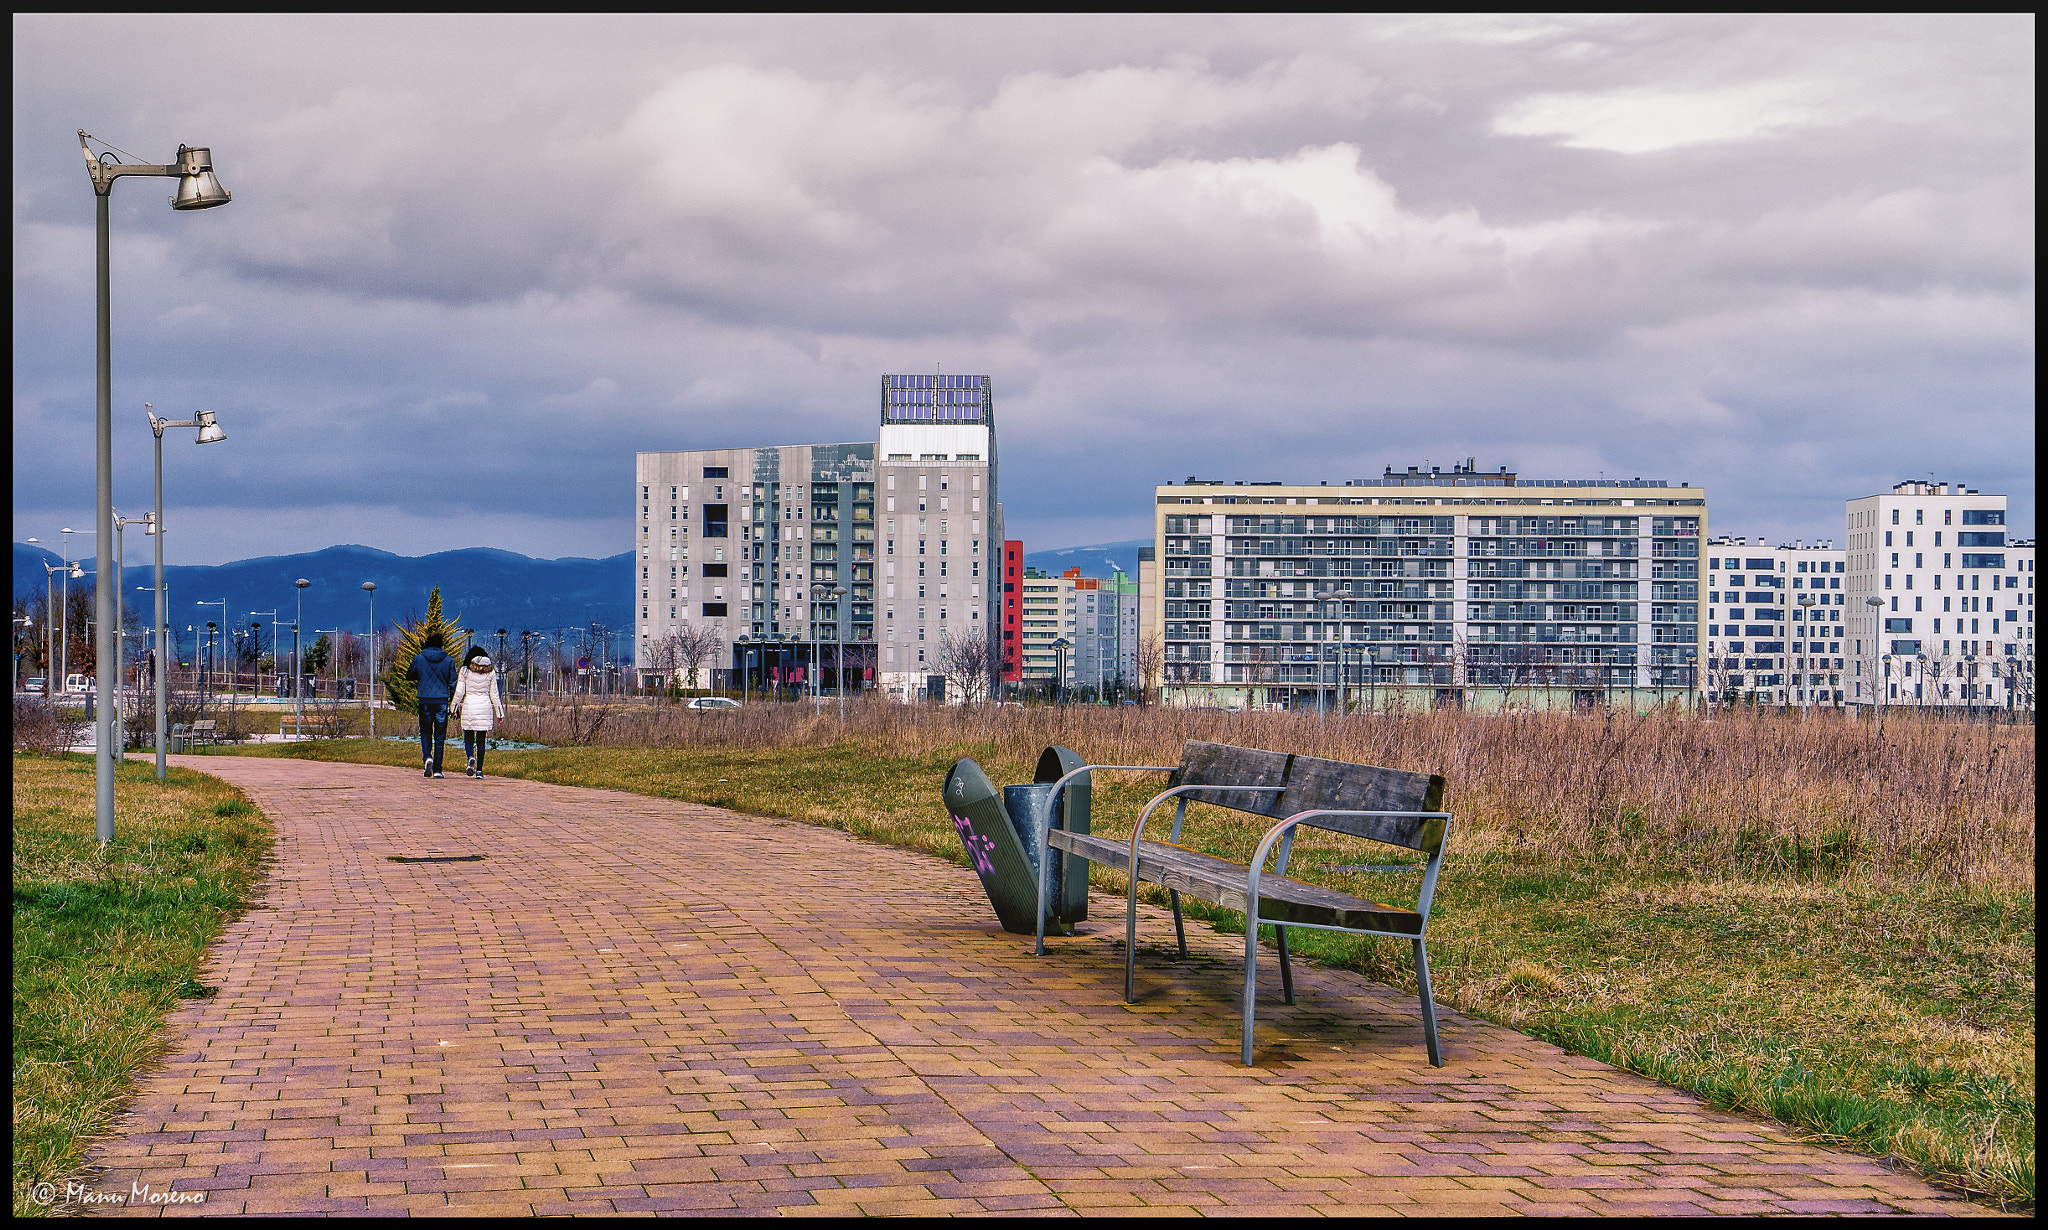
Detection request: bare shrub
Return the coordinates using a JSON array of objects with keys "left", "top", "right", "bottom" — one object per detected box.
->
[{"left": 12, "top": 695, "right": 85, "bottom": 756}]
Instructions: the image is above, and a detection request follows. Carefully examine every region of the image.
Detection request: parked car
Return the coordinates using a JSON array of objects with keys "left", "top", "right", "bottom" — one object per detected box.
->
[
  {"left": 686, "top": 696, "right": 742, "bottom": 710},
  {"left": 24, "top": 676, "right": 47, "bottom": 695},
  {"left": 65, "top": 673, "right": 93, "bottom": 694}
]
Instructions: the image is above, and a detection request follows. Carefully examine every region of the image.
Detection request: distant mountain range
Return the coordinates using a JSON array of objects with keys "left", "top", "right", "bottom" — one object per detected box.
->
[
  {"left": 13, "top": 542, "right": 634, "bottom": 640},
  {"left": 13, "top": 537, "right": 1156, "bottom": 641},
  {"left": 1021, "top": 539, "right": 1149, "bottom": 579}
]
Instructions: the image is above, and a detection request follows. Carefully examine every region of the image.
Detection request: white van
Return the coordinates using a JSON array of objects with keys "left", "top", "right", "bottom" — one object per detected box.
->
[{"left": 65, "top": 673, "right": 93, "bottom": 694}]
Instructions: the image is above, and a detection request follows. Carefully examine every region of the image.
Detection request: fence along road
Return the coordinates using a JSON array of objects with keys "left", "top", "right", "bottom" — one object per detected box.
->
[{"left": 75, "top": 755, "right": 1982, "bottom": 1215}]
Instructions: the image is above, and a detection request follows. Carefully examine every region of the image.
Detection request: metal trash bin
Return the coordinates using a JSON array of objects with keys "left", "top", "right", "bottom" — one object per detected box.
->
[
  {"left": 940, "top": 745, "right": 1093, "bottom": 937},
  {"left": 168, "top": 723, "right": 187, "bottom": 754}
]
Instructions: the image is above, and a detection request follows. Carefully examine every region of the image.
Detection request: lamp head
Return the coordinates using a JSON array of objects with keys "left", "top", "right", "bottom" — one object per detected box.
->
[
  {"left": 295, "top": 578, "right": 310, "bottom": 589},
  {"left": 170, "top": 146, "right": 231, "bottom": 210},
  {"left": 195, "top": 409, "right": 226, "bottom": 444},
  {"left": 361, "top": 581, "right": 375, "bottom": 592}
]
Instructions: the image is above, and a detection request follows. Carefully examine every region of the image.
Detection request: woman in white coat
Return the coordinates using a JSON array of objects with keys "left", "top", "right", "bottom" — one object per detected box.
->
[{"left": 451, "top": 646, "right": 505, "bottom": 778}]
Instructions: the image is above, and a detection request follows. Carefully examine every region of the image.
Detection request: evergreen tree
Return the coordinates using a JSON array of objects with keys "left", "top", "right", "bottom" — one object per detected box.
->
[
  {"left": 304, "top": 633, "right": 332, "bottom": 676},
  {"left": 381, "top": 588, "right": 467, "bottom": 715}
]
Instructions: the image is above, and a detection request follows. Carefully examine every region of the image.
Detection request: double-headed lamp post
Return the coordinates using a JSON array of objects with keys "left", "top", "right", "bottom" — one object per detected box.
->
[
  {"left": 362, "top": 583, "right": 378, "bottom": 738},
  {"left": 294, "top": 580, "right": 311, "bottom": 738},
  {"left": 79, "top": 130, "right": 230, "bottom": 843},
  {"left": 146, "top": 404, "right": 226, "bottom": 777}
]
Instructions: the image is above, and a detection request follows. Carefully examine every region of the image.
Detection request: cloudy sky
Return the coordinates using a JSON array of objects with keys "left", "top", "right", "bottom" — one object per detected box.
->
[{"left": 12, "top": 14, "right": 2035, "bottom": 566}]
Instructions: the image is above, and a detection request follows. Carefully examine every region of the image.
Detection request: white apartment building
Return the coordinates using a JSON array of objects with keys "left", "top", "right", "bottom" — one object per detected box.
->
[
  {"left": 1144, "top": 463, "right": 1706, "bottom": 711},
  {"left": 634, "top": 375, "right": 1002, "bottom": 701},
  {"left": 1845, "top": 481, "right": 2032, "bottom": 712},
  {"left": 1702, "top": 538, "right": 1847, "bottom": 707}
]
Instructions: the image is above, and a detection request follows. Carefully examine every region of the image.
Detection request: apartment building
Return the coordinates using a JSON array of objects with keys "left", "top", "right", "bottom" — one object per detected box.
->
[
  {"left": 1844, "top": 481, "right": 2033, "bottom": 711},
  {"left": 634, "top": 374, "right": 1002, "bottom": 700},
  {"left": 1701, "top": 538, "right": 1847, "bottom": 707},
  {"left": 1142, "top": 462, "right": 1706, "bottom": 711},
  {"left": 1060, "top": 569, "right": 1140, "bottom": 701},
  {"left": 1017, "top": 569, "right": 1068, "bottom": 689}
]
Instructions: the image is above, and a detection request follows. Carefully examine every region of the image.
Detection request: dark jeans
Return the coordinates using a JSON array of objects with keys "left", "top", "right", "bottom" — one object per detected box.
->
[
  {"left": 417, "top": 702, "right": 449, "bottom": 770},
  {"left": 463, "top": 730, "right": 489, "bottom": 770}
]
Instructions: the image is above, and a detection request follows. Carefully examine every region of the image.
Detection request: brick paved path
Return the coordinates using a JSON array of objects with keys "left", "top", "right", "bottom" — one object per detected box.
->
[{"left": 77, "top": 755, "right": 1991, "bottom": 1216}]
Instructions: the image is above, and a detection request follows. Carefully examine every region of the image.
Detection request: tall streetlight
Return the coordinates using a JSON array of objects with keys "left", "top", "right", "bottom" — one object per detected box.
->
[
  {"left": 1863, "top": 596, "right": 1885, "bottom": 718},
  {"left": 362, "top": 583, "right": 378, "bottom": 738},
  {"left": 829, "top": 586, "right": 848, "bottom": 718},
  {"left": 34, "top": 553, "right": 83, "bottom": 694},
  {"left": 79, "top": 130, "right": 230, "bottom": 843},
  {"left": 196, "top": 600, "right": 229, "bottom": 708},
  {"left": 250, "top": 611, "right": 278, "bottom": 698},
  {"left": 293, "top": 580, "right": 311, "bottom": 738},
  {"left": 61, "top": 527, "right": 95, "bottom": 690},
  {"left": 1052, "top": 637, "right": 1071, "bottom": 707},
  {"left": 146, "top": 403, "right": 226, "bottom": 776},
  {"left": 1797, "top": 594, "right": 1817, "bottom": 717},
  {"left": 1314, "top": 583, "right": 1339, "bottom": 722}
]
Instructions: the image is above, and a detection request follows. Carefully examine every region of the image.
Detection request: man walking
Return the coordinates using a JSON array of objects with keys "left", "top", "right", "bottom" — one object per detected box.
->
[{"left": 406, "top": 631, "right": 457, "bottom": 778}]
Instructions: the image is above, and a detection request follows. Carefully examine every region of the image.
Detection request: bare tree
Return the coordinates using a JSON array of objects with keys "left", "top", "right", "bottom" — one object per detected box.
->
[
  {"left": 663, "top": 624, "right": 724, "bottom": 691},
  {"left": 937, "top": 628, "right": 992, "bottom": 705},
  {"left": 1134, "top": 632, "right": 1165, "bottom": 706}
]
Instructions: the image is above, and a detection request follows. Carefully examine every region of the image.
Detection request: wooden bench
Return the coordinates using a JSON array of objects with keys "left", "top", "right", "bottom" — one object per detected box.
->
[{"left": 1034, "top": 740, "right": 1451, "bottom": 1067}]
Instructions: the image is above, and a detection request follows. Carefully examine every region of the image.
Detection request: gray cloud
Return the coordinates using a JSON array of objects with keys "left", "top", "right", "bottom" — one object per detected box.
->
[{"left": 12, "top": 14, "right": 2033, "bottom": 565}]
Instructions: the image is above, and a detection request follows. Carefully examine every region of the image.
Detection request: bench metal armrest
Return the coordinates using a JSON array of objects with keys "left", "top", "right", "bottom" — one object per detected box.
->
[
  {"left": 1247, "top": 810, "right": 1455, "bottom": 933},
  {"left": 1032, "top": 764, "right": 1175, "bottom": 955}
]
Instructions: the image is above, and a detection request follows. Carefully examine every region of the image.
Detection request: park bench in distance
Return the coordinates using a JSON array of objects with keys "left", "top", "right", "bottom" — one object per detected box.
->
[
  {"left": 1040, "top": 740, "right": 1452, "bottom": 1067},
  {"left": 185, "top": 719, "right": 218, "bottom": 746}
]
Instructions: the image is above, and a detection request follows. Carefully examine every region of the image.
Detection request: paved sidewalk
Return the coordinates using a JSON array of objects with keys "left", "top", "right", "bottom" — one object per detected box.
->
[{"left": 77, "top": 755, "right": 1991, "bottom": 1216}]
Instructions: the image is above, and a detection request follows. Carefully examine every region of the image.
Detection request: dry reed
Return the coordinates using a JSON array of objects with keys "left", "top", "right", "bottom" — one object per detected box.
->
[{"left": 506, "top": 699, "right": 2034, "bottom": 888}]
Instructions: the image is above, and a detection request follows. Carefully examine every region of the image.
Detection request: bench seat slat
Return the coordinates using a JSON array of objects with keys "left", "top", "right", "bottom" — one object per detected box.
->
[{"left": 1051, "top": 831, "right": 1423, "bottom": 936}]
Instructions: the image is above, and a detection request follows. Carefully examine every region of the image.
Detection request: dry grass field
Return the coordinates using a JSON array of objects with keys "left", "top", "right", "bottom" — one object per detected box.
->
[{"left": 197, "top": 700, "right": 2037, "bottom": 1203}]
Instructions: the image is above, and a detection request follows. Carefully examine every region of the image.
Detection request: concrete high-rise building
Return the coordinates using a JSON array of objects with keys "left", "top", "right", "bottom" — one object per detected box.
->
[
  {"left": 1141, "top": 463, "right": 1706, "bottom": 711},
  {"left": 634, "top": 374, "right": 1001, "bottom": 700},
  {"left": 1018, "top": 568, "right": 1068, "bottom": 690},
  {"left": 1701, "top": 538, "right": 1846, "bottom": 707},
  {"left": 1843, "top": 480, "right": 2031, "bottom": 712}
]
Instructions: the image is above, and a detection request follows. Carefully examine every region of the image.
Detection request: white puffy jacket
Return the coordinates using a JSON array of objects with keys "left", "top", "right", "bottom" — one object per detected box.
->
[{"left": 451, "top": 662, "right": 505, "bottom": 732}]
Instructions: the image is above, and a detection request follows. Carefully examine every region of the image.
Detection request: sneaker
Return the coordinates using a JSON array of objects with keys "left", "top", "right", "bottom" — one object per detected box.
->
[{"left": 424, "top": 758, "right": 433, "bottom": 778}]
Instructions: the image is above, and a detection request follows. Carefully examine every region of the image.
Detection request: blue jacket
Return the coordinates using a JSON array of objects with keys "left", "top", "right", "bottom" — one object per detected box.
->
[{"left": 406, "top": 648, "right": 457, "bottom": 701}]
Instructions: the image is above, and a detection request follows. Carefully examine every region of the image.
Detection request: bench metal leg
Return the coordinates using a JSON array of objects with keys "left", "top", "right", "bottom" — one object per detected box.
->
[
  {"left": 1276, "top": 926, "right": 1294, "bottom": 1005},
  {"left": 1124, "top": 883, "right": 1140, "bottom": 1003},
  {"left": 1241, "top": 923, "right": 1260, "bottom": 1066},
  {"left": 1413, "top": 937, "right": 1443, "bottom": 1067},
  {"left": 1169, "top": 890, "right": 1187, "bottom": 958}
]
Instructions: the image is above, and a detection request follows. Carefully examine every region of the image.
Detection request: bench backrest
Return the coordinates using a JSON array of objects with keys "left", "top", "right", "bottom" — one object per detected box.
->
[
  {"left": 191, "top": 720, "right": 216, "bottom": 731},
  {"left": 1169, "top": 740, "right": 1447, "bottom": 855}
]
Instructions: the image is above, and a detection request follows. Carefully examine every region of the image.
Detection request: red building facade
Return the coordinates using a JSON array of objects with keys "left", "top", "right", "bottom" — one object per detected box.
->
[{"left": 1002, "top": 539, "right": 1024, "bottom": 683}]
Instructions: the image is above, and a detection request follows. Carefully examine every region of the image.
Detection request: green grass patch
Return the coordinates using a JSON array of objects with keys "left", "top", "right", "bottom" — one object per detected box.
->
[
  {"left": 225, "top": 735, "right": 2034, "bottom": 1207},
  {"left": 11, "top": 753, "right": 274, "bottom": 1218}
]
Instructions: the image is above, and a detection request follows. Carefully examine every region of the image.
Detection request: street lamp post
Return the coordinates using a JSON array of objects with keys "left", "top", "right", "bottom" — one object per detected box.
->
[
  {"left": 79, "top": 129, "right": 230, "bottom": 843},
  {"left": 196, "top": 600, "right": 228, "bottom": 709},
  {"left": 1052, "top": 637, "right": 1071, "bottom": 707},
  {"left": 61, "top": 527, "right": 95, "bottom": 693},
  {"left": 147, "top": 403, "right": 226, "bottom": 776},
  {"left": 1314, "top": 584, "right": 1338, "bottom": 723},
  {"left": 362, "top": 583, "right": 378, "bottom": 738},
  {"left": 35, "top": 554, "right": 83, "bottom": 696},
  {"left": 829, "top": 586, "right": 848, "bottom": 718},
  {"left": 1797, "top": 594, "right": 1816, "bottom": 717},
  {"left": 1862, "top": 597, "right": 1885, "bottom": 718},
  {"left": 250, "top": 611, "right": 278, "bottom": 702}
]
